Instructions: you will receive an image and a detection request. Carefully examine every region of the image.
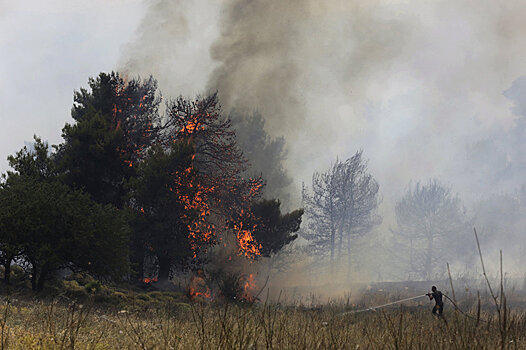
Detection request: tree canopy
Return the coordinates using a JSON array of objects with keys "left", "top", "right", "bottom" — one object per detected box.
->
[
  {"left": 393, "top": 179, "right": 472, "bottom": 280},
  {"left": 249, "top": 199, "right": 303, "bottom": 257},
  {"left": 0, "top": 138, "right": 129, "bottom": 290},
  {"left": 0, "top": 72, "right": 303, "bottom": 289},
  {"left": 302, "top": 150, "right": 381, "bottom": 271}
]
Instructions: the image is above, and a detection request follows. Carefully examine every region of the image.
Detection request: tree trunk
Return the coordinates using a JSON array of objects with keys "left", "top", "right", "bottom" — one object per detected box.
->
[
  {"left": 131, "top": 247, "right": 146, "bottom": 283},
  {"left": 36, "top": 270, "right": 47, "bottom": 291},
  {"left": 330, "top": 227, "right": 335, "bottom": 276},
  {"left": 338, "top": 200, "right": 349, "bottom": 266},
  {"left": 409, "top": 238, "right": 413, "bottom": 278},
  {"left": 337, "top": 227, "right": 343, "bottom": 265},
  {"left": 3, "top": 261, "right": 11, "bottom": 284},
  {"left": 424, "top": 235, "right": 434, "bottom": 280},
  {"left": 31, "top": 269, "right": 38, "bottom": 291},
  {"left": 347, "top": 232, "right": 352, "bottom": 281},
  {"left": 346, "top": 215, "right": 353, "bottom": 282},
  {"left": 157, "top": 255, "right": 171, "bottom": 281}
]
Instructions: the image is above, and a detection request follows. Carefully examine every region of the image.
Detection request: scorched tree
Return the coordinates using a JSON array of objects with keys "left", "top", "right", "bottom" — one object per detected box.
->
[{"left": 302, "top": 150, "right": 381, "bottom": 276}]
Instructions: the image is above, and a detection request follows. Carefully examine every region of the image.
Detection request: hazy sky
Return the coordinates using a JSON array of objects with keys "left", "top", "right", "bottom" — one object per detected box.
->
[
  {"left": 2, "top": 0, "right": 526, "bottom": 208},
  {"left": 119, "top": 0, "right": 526, "bottom": 206},
  {"left": 0, "top": 0, "right": 144, "bottom": 171}
]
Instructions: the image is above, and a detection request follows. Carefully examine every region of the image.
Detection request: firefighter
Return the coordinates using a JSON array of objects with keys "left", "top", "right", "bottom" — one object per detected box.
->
[{"left": 427, "top": 286, "right": 444, "bottom": 316}]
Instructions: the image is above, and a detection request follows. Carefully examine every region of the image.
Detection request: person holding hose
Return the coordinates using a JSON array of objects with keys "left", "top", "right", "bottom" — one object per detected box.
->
[{"left": 427, "top": 286, "right": 444, "bottom": 316}]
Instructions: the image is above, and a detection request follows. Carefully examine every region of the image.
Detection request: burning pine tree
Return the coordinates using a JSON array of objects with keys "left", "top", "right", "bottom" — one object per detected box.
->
[
  {"left": 162, "top": 93, "right": 265, "bottom": 261},
  {"left": 58, "top": 72, "right": 302, "bottom": 288}
]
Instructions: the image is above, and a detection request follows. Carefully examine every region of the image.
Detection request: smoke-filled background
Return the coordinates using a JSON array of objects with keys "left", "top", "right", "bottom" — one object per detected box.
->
[
  {"left": 119, "top": 0, "right": 526, "bottom": 204},
  {"left": 3, "top": 0, "right": 526, "bottom": 289},
  {"left": 119, "top": 0, "right": 526, "bottom": 282}
]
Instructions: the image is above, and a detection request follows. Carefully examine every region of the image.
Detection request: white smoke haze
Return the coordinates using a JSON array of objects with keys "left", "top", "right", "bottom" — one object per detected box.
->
[
  {"left": 118, "top": 0, "right": 526, "bottom": 288},
  {"left": 119, "top": 0, "right": 526, "bottom": 199},
  {"left": 0, "top": 0, "right": 144, "bottom": 172},
  {"left": 119, "top": 0, "right": 221, "bottom": 98}
]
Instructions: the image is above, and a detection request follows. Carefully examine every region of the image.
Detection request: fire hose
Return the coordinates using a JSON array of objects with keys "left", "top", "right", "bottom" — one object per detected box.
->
[
  {"left": 442, "top": 294, "right": 489, "bottom": 324},
  {"left": 336, "top": 294, "right": 428, "bottom": 316},
  {"left": 335, "top": 293, "right": 488, "bottom": 323}
]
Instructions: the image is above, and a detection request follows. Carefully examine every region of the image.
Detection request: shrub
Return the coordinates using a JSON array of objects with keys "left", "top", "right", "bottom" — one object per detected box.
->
[
  {"left": 64, "top": 272, "right": 96, "bottom": 286},
  {"left": 136, "top": 293, "right": 152, "bottom": 302},
  {"left": 63, "top": 280, "right": 88, "bottom": 299},
  {"left": 11, "top": 265, "right": 28, "bottom": 283},
  {"left": 84, "top": 280, "right": 102, "bottom": 294}
]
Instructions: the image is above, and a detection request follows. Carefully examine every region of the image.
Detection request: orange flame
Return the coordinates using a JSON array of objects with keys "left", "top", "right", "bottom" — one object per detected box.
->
[
  {"left": 143, "top": 277, "right": 158, "bottom": 283},
  {"left": 241, "top": 274, "right": 257, "bottom": 302},
  {"left": 234, "top": 210, "right": 262, "bottom": 259},
  {"left": 188, "top": 274, "right": 211, "bottom": 301},
  {"left": 180, "top": 119, "right": 201, "bottom": 134},
  {"left": 170, "top": 166, "right": 215, "bottom": 257},
  {"left": 171, "top": 110, "right": 264, "bottom": 260}
]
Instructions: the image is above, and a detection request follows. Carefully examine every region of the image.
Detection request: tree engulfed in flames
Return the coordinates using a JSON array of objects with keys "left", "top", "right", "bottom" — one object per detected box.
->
[
  {"left": 107, "top": 80, "right": 264, "bottom": 284},
  {"left": 110, "top": 75, "right": 160, "bottom": 170},
  {"left": 170, "top": 165, "right": 216, "bottom": 258},
  {"left": 167, "top": 94, "right": 265, "bottom": 260}
]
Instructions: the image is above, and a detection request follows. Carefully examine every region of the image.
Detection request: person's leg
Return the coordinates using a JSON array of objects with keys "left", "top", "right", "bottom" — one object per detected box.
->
[{"left": 432, "top": 305, "right": 438, "bottom": 315}]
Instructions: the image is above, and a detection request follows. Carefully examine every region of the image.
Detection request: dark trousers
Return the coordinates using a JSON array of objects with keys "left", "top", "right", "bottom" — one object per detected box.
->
[{"left": 432, "top": 303, "right": 444, "bottom": 315}]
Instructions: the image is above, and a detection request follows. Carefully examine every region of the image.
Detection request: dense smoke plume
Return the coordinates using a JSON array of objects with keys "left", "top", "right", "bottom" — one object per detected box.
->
[
  {"left": 120, "top": 0, "right": 526, "bottom": 202},
  {"left": 119, "top": 0, "right": 526, "bottom": 286},
  {"left": 119, "top": 0, "right": 220, "bottom": 97}
]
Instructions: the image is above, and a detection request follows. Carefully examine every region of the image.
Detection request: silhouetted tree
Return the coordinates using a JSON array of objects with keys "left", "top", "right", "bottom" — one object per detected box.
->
[
  {"left": 127, "top": 141, "right": 201, "bottom": 281},
  {"left": 229, "top": 111, "right": 293, "bottom": 204},
  {"left": 394, "top": 180, "right": 471, "bottom": 280},
  {"left": 58, "top": 72, "right": 161, "bottom": 207},
  {"left": 249, "top": 199, "right": 303, "bottom": 257},
  {"left": 1, "top": 139, "right": 129, "bottom": 290},
  {"left": 302, "top": 150, "right": 381, "bottom": 273},
  {"left": 0, "top": 136, "right": 56, "bottom": 283}
]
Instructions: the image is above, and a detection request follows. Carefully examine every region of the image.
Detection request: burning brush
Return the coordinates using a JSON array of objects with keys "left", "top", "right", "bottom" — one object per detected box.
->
[{"left": 187, "top": 268, "right": 260, "bottom": 303}]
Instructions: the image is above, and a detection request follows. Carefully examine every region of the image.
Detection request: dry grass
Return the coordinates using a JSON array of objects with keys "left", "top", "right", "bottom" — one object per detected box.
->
[{"left": 0, "top": 294, "right": 524, "bottom": 349}]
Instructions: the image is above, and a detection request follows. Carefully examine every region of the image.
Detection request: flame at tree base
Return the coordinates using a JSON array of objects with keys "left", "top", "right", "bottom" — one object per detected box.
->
[
  {"left": 143, "top": 277, "right": 158, "bottom": 284},
  {"left": 188, "top": 273, "right": 212, "bottom": 301},
  {"left": 186, "top": 270, "right": 258, "bottom": 303},
  {"left": 241, "top": 273, "right": 257, "bottom": 302}
]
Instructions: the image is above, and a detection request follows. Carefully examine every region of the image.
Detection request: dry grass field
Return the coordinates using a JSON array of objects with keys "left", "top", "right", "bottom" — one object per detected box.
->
[{"left": 0, "top": 290, "right": 524, "bottom": 350}]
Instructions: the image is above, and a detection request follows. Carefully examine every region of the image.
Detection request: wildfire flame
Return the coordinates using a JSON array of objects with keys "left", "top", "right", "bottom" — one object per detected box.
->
[
  {"left": 172, "top": 111, "right": 264, "bottom": 260},
  {"left": 143, "top": 277, "right": 158, "bottom": 283},
  {"left": 169, "top": 165, "right": 216, "bottom": 258},
  {"left": 188, "top": 274, "right": 211, "bottom": 301},
  {"left": 180, "top": 119, "right": 201, "bottom": 134},
  {"left": 241, "top": 274, "right": 257, "bottom": 302},
  {"left": 234, "top": 210, "right": 262, "bottom": 259}
]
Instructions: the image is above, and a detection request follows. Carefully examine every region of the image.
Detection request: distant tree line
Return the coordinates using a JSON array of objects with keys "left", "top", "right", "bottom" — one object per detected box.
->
[
  {"left": 391, "top": 180, "right": 472, "bottom": 280},
  {"left": 300, "top": 159, "right": 477, "bottom": 281},
  {"left": 301, "top": 150, "right": 382, "bottom": 278},
  {"left": 0, "top": 72, "right": 302, "bottom": 290}
]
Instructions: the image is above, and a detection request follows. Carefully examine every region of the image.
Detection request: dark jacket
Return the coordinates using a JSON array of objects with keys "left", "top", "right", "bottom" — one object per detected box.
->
[{"left": 430, "top": 291, "right": 443, "bottom": 306}]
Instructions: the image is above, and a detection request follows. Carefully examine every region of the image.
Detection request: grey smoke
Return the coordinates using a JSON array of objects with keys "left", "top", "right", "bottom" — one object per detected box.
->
[
  {"left": 504, "top": 76, "right": 526, "bottom": 117},
  {"left": 119, "top": 0, "right": 526, "bottom": 280},
  {"left": 119, "top": 0, "right": 526, "bottom": 203},
  {"left": 119, "top": 0, "right": 220, "bottom": 97}
]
